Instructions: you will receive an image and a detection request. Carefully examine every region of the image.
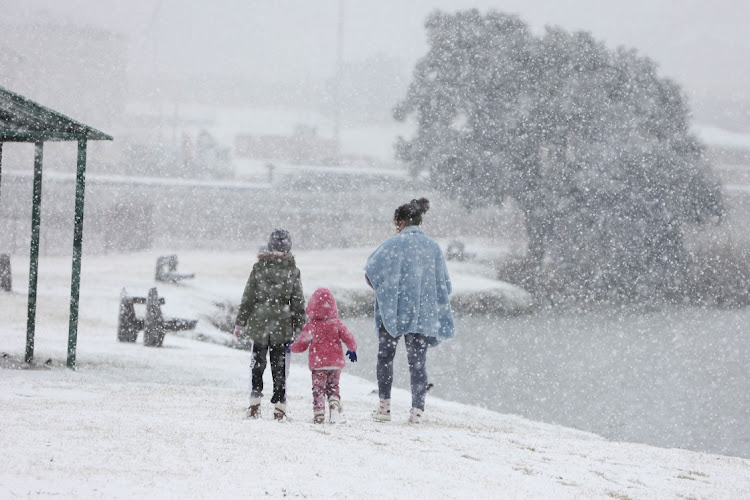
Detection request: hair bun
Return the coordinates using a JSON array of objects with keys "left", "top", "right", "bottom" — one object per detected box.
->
[
  {"left": 394, "top": 198, "right": 430, "bottom": 226},
  {"left": 413, "top": 197, "right": 430, "bottom": 215}
]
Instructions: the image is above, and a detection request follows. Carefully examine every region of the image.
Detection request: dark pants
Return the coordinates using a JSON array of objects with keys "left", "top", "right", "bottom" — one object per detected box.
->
[
  {"left": 250, "top": 342, "right": 287, "bottom": 404},
  {"left": 377, "top": 327, "right": 428, "bottom": 411}
]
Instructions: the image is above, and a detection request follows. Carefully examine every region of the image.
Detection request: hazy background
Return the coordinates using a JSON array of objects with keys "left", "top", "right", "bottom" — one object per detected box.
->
[
  {"left": 1, "top": 0, "right": 749, "bottom": 134},
  {"left": 2, "top": 1, "right": 749, "bottom": 459}
]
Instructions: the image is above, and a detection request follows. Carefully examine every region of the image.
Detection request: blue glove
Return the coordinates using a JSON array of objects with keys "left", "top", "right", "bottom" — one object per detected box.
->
[
  {"left": 346, "top": 350, "right": 357, "bottom": 362},
  {"left": 285, "top": 342, "right": 292, "bottom": 354}
]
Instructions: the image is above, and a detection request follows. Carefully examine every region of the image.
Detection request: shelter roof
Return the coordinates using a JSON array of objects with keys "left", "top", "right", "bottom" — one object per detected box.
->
[{"left": 0, "top": 85, "right": 112, "bottom": 142}]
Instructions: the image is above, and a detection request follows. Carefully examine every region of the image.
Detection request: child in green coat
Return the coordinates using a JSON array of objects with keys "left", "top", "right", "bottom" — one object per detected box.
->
[{"left": 234, "top": 229, "right": 306, "bottom": 421}]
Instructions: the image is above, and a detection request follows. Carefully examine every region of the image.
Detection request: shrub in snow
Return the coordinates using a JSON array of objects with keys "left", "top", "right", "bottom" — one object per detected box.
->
[
  {"left": 450, "top": 288, "right": 533, "bottom": 315},
  {"left": 325, "top": 287, "right": 376, "bottom": 318},
  {"left": 209, "top": 282, "right": 532, "bottom": 336}
]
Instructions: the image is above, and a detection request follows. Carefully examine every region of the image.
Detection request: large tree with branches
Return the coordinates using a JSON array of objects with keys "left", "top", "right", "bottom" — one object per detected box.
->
[{"left": 395, "top": 9, "right": 723, "bottom": 298}]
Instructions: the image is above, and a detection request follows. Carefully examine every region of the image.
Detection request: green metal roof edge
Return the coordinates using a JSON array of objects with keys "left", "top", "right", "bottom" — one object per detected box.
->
[
  {"left": 0, "top": 85, "right": 113, "bottom": 141},
  {"left": 0, "top": 131, "right": 111, "bottom": 142}
]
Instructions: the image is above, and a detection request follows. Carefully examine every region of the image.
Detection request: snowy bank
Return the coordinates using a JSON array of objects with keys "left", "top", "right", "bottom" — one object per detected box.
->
[
  {"left": 1, "top": 251, "right": 749, "bottom": 498},
  {"left": 695, "top": 124, "right": 750, "bottom": 150},
  {"left": 182, "top": 247, "right": 532, "bottom": 333},
  {"left": 295, "top": 247, "right": 533, "bottom": 317}
]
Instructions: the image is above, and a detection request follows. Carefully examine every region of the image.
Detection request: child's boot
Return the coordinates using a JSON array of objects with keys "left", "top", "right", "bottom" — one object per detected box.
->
[
  {"left": 408, "top": 407, "right": 424, "bottom": 425},
  {"left": 273, "top": 402, "right": 287, "bottom": 422},
  {"left": 329, "top": 396, "right": 343, "bottom": 424},
  {"left": 245, "top": 397, "right": 262, "bottom": 419},
  {"left": 372, "top": 398, "right": 391, "bottom": 422},
  {"left": 313, "top": 410, "right": 325, "bottom": 424}
]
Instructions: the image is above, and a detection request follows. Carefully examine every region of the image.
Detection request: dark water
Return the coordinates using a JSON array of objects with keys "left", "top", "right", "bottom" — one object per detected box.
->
[{"left": 333, "top": 306, "right": 750, "bottom": 459}]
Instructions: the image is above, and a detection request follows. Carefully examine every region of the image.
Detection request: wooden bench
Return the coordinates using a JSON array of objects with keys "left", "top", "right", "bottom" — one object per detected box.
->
[
  {"left": 155, "top": 255, "right": 195, "bottom": 284},
  {"left": 118, "top": 287, "right": 198, "bottom": 347}
]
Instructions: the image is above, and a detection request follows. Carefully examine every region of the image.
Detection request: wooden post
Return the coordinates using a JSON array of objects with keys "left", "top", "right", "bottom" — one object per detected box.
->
[
  {"left": 0, "top": 254, "right": 10, "bottom": 292},
  {"left": 25, "top": 141, "right": 44, "bottom": 363},
  {"left": 67, "top": 138, "right": 87, "bottom": 370},
  {"left": 0, "top": 142, "right": 3, "bottom": 207}
]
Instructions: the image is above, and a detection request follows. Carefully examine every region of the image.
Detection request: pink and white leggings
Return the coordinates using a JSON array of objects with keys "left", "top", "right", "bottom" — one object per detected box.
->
[{"left": 311, "top": 369, "right": 341, "bottom": 411}]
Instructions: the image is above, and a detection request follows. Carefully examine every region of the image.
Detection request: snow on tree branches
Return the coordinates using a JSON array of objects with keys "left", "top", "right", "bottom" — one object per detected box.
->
[{"left": 395, "top": 9, "right": 724, "bottom": 300}]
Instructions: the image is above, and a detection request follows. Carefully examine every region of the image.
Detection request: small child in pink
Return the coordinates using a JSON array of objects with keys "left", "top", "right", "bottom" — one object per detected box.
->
[{"left": 290, "top": 287, "right": 357, "bottom": 424}]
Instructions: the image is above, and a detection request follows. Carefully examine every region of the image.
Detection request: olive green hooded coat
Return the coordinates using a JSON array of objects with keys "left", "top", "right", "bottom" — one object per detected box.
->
[{"left": 235, "top": 252, "right": 306, "bottom": 346}]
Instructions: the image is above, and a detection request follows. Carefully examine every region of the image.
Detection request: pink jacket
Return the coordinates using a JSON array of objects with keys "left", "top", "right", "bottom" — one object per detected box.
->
[{"left": 290, "top": 287, "right": 357, "bottom": 371}]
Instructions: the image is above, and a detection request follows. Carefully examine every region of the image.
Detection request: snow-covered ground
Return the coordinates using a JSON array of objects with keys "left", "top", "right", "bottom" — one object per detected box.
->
[{"left": 1, "top": 250, "right": 749, "bottom": 498}]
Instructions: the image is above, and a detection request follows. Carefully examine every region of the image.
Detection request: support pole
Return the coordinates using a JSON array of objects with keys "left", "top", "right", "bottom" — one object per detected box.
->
[
  {"left": 67, "top": 139, "right": 88, "bottom": 370},
  {"left": 25, "top": 141, "right": 43, "bottom": 364},
  {"left": 0, "top": 142, "right": 4, "bottom": 206}
]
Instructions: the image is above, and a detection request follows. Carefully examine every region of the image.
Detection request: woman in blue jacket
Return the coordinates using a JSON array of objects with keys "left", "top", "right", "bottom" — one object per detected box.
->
[{"left": 365, "top": 198, "right": 455, "bottom": 424}]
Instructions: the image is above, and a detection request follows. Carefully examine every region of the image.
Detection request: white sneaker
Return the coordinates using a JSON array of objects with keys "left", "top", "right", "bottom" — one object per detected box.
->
[
  {"left": 329, "top": 398, "right": 344, "bottom": 424},
  {"left": 408, "top": 407, "right": 423, "bottom": 424},
  {"left": 372, "top": 398, "right": 391, "bottom": 422}
]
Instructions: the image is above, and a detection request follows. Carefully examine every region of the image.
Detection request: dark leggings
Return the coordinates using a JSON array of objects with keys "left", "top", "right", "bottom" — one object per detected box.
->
[
  {"left": 376, "top": 327, "right": 428, "bottom": 411},
  {"left": 250, "top": 342, "right": 287, "bottom": 403}
]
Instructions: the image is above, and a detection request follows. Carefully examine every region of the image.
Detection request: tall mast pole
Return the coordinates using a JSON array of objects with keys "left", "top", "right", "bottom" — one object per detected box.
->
[{"left": 334, "top": 0, "right": 344, "bottom": 159}]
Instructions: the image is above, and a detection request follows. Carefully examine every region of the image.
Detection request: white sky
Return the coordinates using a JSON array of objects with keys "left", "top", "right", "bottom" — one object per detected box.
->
[{"left": 2, "top": 0, "right": 749, "bottom": 98}]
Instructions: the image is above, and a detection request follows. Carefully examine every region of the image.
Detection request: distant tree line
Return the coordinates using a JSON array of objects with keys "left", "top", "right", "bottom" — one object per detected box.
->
[{"left": 395, "top": 9, "right": 724, "bottom": 302}]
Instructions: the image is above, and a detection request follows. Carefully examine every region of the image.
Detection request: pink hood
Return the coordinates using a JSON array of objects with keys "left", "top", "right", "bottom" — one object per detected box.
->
[{"left": 305, "top": 287, "right": 338, "bottom": 320}]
